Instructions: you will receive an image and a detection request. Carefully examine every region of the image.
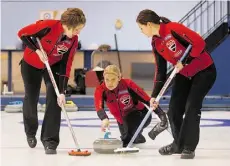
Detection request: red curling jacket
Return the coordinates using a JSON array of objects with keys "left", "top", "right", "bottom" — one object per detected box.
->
[
  {"left": 18, "top": 20, "right": 78, "bottom": 93},
  {"left": 94, "top": 79, "right": 150, "bottom": 124},
  {"left": 151, "top": 22, "right": 214, "bottom": 98}
]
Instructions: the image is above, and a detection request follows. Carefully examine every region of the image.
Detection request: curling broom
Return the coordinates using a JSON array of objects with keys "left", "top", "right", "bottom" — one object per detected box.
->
[{"left": 36, "top": 38, "right": 91, "bottom": 156}]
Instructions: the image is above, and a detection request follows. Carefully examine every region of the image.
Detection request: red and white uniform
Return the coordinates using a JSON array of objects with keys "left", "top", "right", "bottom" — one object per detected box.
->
[{"left": 94, "top": 79, "right": 150, "bottom": 124}]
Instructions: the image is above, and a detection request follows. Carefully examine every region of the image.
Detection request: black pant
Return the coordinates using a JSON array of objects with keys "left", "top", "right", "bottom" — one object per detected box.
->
[
  {"left": 21, "top": 60, "right": 61, "bottom": 149},
  {"left": 118, "top": 108, "right": 152, "bottom": 145},
  {"left": 168, "top": 64, "right": 216, "bottom": 151}
]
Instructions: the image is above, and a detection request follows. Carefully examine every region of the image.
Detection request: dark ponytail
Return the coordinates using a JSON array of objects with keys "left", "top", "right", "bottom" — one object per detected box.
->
[
  {"left": 159, "top": 16, "right": 171, "bottom": 24},
  {"left": 136, "top": 9, "right": 171, "bottom": 25}
]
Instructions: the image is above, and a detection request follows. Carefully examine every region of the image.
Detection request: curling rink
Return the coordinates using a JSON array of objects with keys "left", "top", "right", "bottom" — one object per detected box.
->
[{"left": 1, "top": 111, "right": 230, "bottom": 166}]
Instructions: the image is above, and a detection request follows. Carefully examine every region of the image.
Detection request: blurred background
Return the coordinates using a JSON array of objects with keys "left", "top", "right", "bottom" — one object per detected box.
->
[{"left": 1, "top": 0, "right": 230, "bottom": 111}]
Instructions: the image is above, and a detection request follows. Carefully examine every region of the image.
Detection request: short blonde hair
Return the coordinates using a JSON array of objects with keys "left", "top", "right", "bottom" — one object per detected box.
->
[{"left": 103, "top": 65, "right": 121, "bottom": 77}]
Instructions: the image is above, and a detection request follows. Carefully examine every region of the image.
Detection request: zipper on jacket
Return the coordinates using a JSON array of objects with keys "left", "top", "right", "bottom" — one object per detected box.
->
[
  {"left": 47, "top": 34, "right": 63, "bottom": 57},
  {"left": 113, "top": 89, "right": 123, "bottom": 122}
]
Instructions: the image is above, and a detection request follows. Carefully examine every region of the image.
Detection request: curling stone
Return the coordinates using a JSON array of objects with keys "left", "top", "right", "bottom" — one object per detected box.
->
[
  {"left": 65, "top": 101, "right": 79, "bottom": 112},
  {"left": 40, "top": 104, "right": 46, "bottom": 112},
  {"left": 93, "top": 131, "right": 122, "bottom": 154},
  {"left": 37, "top": 103, "right": 42, "bottom": 112},
  {"left": 40, "top": 102, "right": 78, "bottom": 112},
  {"left": 4, "top": 101, "right": 23, "bottom": 113}
]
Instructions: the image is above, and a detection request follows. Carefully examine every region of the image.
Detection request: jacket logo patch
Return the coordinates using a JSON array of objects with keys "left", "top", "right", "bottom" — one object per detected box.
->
[
  {"left": 54, "top": 44, "right": 68, "bottom": 56},
  {"left": 120, "top": 95, "right": 130, "bottom": 105},
  {"left": 166, "top": 40, "right": 176, "bottom": 52}
]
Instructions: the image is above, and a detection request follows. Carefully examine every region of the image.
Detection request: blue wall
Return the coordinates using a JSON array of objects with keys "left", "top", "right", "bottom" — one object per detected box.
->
[
  {"left": 209, "top": 35, "right": 230, "bottom": 95},
  {"left": 1, "top": 0, "right": 199, "bottom": 50}
]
